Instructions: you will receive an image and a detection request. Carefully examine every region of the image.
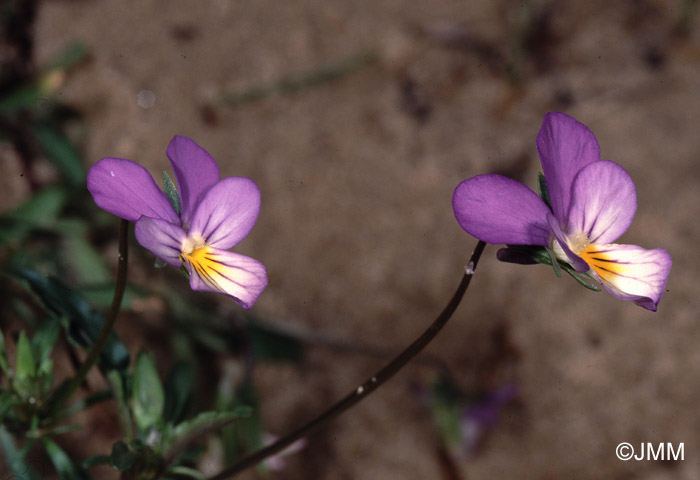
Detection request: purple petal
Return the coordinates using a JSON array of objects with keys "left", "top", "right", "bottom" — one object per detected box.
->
[
  {"left": 189, "top": 177, "right": 261, "bottom": 249},
  {"left": 134, "top": 216, "right": 186, "bottom": 267},
  {"left": 167, "top": 135, "right": 220, "bottom": 228},
  {"left": 87, "top": 158, "right": 179, "bottom": 224},
  {"left": 567, "top": 160, "right": 637, "bottom": 244},
  {"left": 182, "top": 246, "right": 268, "bottom": 309},
  {"left": 452, "top": 174, "right": 552, "bottom": 245},
  {"left": 579, "top": 243, "right": 672, "bottom": 311},
  {"left": 536, "top": 112, "right": 601, "bottom": 224}
]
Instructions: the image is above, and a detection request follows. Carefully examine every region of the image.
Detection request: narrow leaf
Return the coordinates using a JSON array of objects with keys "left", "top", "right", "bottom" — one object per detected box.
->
[
  {"left": 0, "top": 426, "right": 44, "bottom": 480},
  {"left": 31, "top": 320, "right": 60, "bottom": 363},
  {"left": 0, "top": 330, "right": 9, "bottom": 376},
  {"left": 42, "top": 436, "right": 89, "bottom": 480},
  {"left": 15, "top": 331, "right": 36, "bottom": 379},
  {"left": 166, "top": 465, "right": 207, "bottom": 479},
  {"left": 133, "top": 351, "right": 165, "bottom": 432},
  {"left": 34, "top": 125, "right": 85, "bottom": 186},
  {"left": 163, "top": 362, "right": 195, "bottom": 424},
  {"left": 162, "top": 408, "right": 251, "bottom": 466}
]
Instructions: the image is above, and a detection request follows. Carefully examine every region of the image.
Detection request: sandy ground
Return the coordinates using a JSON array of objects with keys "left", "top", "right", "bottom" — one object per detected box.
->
[{"left": 4, "top": 0, "right": 700, "bottom": 478}]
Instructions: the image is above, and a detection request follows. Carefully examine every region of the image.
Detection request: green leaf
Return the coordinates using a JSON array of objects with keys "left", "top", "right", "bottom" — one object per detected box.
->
[
  {"left": 166, "top": 465, "right": 207, "bottom": 479},
  {"left": 8, "top": 269, "right": 130, "bottom": 374},
  {"left": 107, "top": 370, "right": 132, "bottom": 439},
  {"left": 0, "top": 391, "right": 20, "bottom": 421},
  {"left": 34, "top": 125, "right": 84, "bottom": 186},
  {"left": 0, "top": 330, "right": 9, "bottom": 376},
  {"left": 12, "top": 186, "right": 68, "bottom": 228},
  {"left": 163, "top": 171, "right": 181, "bottom": 216},
  {"left": 0, "top": 426, "right": 44, "bottom": 480},
  {"left": 537, "top": 172, "right": 552, "bottom": 210},
  {"left": 42, "top": 436, "right": 90, "bottom": 480},
  {"left": 133, "top": 351, "right": 165, "bottom": 432},
  {"left": 55, "top": 219, "right": 111, "bottom": 285},
  {"left": 15, "top": 331, "right": 36, "bottom": 379},
  {"left": 163, "top": 362, "right": 195, "bottom": 424},
  {"left": 46, "top": 42, "right": 88, "bottom": 71},
  {"left": 81, "top": 454, "right": 111, "bottom": 468},
  {"left": 0, "top": 84, "right": 43, "bottom": 115},
  {"left": 31, "top": 319, "right": 60, "bottom": 363},
  {"left": 247, "top": 319, "right": 304, "bottom": 363},
  {"left": 162, "top": 408, "right": 251, "bottom": 467},
  {"left": 110, "top": 440, "right": 136, "bottom": 471},
  {"left": 427, "top": 377, "right": 463, "bottom": 449},
  {"left": 217, "top": 380, "right": 263, "bottom": 467}
]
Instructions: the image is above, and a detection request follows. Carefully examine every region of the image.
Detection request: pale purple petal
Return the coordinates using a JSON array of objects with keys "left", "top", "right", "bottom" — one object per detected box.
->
[
  {"left": 546, "top": 212, "right": 589, "bottom": 272},
  {"left": 452, "top": 174, "right": 552, "bottom": 245},
  {"left": 87, "top": 158, "right": 179, "bottom": 224},
  {"left": 183, "top": 247, "right": 268, "bottom": 309},
  {"left": 567, "top": 160, "right": 637, "bottom": 244},
  {"left": 189, "top": 177, "right": 261, "bottom": 249},
  {"left": 134, "top": 216, "right": 186, "bottom": 267},
  {"left": 167, "top": 135, "right": 220, "bottom": 228},
  {"left": 536, "top": 112, "right": 601, "bottom": 224},
  {"left": 579, "top": 243, "right": 672, "bottom": 311}
]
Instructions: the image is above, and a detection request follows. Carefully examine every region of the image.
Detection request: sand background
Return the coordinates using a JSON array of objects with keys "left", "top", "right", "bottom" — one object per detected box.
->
[{"left": 2, "top": 1, "right": 700, "bottom": 478}]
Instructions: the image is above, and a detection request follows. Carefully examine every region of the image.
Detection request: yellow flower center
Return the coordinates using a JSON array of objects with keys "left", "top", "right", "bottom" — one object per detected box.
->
[
  {"left": 180, "top": 235, "right": 229, "bottom": 292},
  {"left": 578, "top": 245, "right": 627, "bottom": 285},
  {"left": 181, "top": 235, "right": 206, "bottom": 255}
]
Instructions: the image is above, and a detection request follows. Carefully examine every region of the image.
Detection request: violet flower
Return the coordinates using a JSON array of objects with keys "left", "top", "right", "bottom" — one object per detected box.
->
[
  {"left": 87, "top": 135, "right": 267, "bottom": 309},
  {"left": 452, "top": 112, "right": 671, "bottom": 311}
]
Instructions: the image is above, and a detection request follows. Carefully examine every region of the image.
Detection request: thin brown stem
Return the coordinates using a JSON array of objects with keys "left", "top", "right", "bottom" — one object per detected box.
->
[
  {"left": 43, "top": 219, "right": 129, "bottom": 417},
  {"left": 208, "top": 241, "right": 487, "bottom": 480}
]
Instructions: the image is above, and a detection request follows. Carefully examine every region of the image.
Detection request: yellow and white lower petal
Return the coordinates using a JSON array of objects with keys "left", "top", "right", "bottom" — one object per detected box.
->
[
  {"left": 181, "top": 245, "right": 267, "bottom": 309},
  {"left": 578, "top": 243, "right": 671, "bottom": 311}
]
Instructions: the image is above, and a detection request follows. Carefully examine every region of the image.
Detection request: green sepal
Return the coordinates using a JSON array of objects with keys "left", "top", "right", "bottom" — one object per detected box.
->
[
  {"left": 544, "top": 246, "right": 562, "bottom": 278},
  {"left": 537, "top": 172, "right": 552, "bottom": 210},
  {"left": 499, "top": 245, "right": 601, "bottom": 292},
  {"left": 163, "top": 171, "right": 181, "bottom": 216},
  {"left": 559, "top": 264, "right": 602, "bottom": 292},
  {"left": 133, "top": 351, "right": 165, "bottom": 433}
]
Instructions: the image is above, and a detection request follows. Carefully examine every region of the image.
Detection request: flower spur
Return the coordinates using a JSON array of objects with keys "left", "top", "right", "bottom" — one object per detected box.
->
[
  {"left": 87, "top": 135, "right": 267, "bottom": 309},
  {"left": 452, "top": 112, "right": 671, "bottom": 311}
]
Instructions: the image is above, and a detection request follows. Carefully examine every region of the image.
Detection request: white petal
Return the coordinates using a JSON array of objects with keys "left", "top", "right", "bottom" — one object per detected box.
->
[
  {"left": 182, "top": 246, "right": 267, "bottom": 309},
  {"left": 579, "top": 243, "right": 671, "bottom": 311}
]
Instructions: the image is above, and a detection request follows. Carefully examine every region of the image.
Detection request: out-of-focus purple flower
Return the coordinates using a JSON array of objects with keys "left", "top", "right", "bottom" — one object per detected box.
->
[
  {"left": 460, "top": 384, "right": 518, "bottom": 456},
  {"left": 452, "top": 112, "right": 671, "bottom": 311},
  {"left": 87, "top": 135, "right": 267, "bottom": 309}
]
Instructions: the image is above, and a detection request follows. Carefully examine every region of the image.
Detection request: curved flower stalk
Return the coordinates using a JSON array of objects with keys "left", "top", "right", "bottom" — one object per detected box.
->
[
  {"left": 452, "top": 112, "right": 671, "bottom": 311},
  {"left": 88, "top": 135, "right": 267, "bottom": 309}
]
